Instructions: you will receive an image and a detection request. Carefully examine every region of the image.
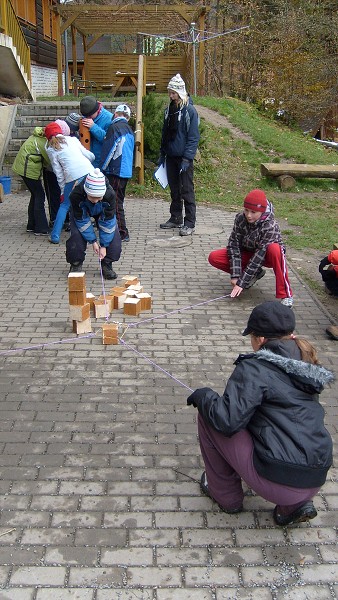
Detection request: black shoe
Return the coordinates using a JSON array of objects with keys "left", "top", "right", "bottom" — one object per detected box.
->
[
  {"left": 273, "top": 501, "right": 317, "bottom": 526},
  {"left": 160, "top": 219, "right": 183, "bottom": 229},
  {"left": 69, "top": 262, "right": 84, "bottom": 273},
  {"left": 246, "top": 268, "right": 266, "bottom": 288},
  {"left": 101, "top": 262, "right": 117, "bottom": 280},
  {"left": 121, "top": 234, "right": 130, "bottom": 242},
  {"left": 179, "top": 225, "right": 195, "bottom": 236},
  {"left": 200, "top": 472, "right": 243, "bottom": 514}
]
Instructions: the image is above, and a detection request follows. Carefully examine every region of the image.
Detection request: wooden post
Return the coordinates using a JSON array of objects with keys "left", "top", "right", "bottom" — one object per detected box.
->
[
  {"left": 198, "top": 11, "right": 206, "bottom": 96},
  {"left": 55, "top": 11, "right": 63, "bottom": 97},
  {"left": 135, "top": 54, "right": 145, "bottom": 185}
]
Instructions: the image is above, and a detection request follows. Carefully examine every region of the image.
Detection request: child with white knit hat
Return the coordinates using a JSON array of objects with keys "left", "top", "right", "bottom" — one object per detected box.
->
[
  {"left": 158, "top": 73, "right": 200, "bottom": 236},
  {"left": 66, "top": 168, "right": 121, "bottom": 280}
]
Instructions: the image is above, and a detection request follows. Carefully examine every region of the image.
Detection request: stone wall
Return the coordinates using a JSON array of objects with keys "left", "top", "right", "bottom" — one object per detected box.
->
[{"left": 31, "top": 64, "right": 64, "bottom": 98}]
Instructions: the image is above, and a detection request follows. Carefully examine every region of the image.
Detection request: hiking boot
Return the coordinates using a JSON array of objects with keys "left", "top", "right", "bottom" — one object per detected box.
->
[
  {"left": 281, "top": 297, "right": 294, "bottom": 308},
  {"left": 273, "top": 501, "right": 317, "bottom": 526},
  {"left": 160, "top": 219, "right": 183, "bottom": 229},
  {"left": 101, "top": 261, "right": 117, "bottom": 280},
  {"left": 179, "top": 225, "right": 195, "bottom": 236},
  {"left": 246, "top": 268, "right": 266, "bottom": 288},
  {"left": 69, "top": 262, "right": 84, "bottom": 273},
  {"left": 326, "top": 325, "right": 338, "bottom": 340},
  {"left": 200, "top": 472, "right": 243, "bottom": 514}
]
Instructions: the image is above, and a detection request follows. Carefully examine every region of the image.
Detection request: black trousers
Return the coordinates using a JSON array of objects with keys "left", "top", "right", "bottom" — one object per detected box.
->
[
  {"left": 43, "top": 168, "right": 61, "bottom": 224},
  {"left": 166, "top": 155, "right": 196, "bottom": 227},
  {"left": 66, "top": 211, "right": 122, "bottom": 265},
  {"left": 22, "top": 176, "right": 49, "bottom": 234}
]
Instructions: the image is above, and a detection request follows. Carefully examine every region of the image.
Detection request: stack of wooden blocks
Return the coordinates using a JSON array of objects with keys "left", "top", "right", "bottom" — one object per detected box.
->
[{"left": 68, "top": 273, "right": 152, "bottom": 345}]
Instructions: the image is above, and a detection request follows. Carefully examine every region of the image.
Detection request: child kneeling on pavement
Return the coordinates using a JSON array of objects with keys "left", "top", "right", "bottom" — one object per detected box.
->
[
  {"left": 187, "top": 301, "right": 333, "bottom": 526},
  {"left": 66, "top": 169, "right": 121, "bottom": 280},
  {"left": 209, "top": 189, "right": 294, "bottom": 306}
]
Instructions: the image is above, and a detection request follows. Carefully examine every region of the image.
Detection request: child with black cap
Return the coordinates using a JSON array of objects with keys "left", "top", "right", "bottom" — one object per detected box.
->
[
  {"left": 79, "top": 96, "right": 113, "bottom": 167},
  {"left": 187, "top": 300, "right": 333, "bottom": 526},
  {"left": 209, "top": 189, "right": 294, "bottom": 306}
]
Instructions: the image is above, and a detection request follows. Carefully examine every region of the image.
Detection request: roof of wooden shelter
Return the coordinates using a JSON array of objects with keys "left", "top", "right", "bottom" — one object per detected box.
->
[{"left": 54, "top": 3, "right": 208, "bottom": 37}]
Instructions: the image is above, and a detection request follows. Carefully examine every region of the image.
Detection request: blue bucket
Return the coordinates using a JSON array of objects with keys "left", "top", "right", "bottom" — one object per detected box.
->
[{"left": 0, "top": 176, "right": 11, "bottom": 194}]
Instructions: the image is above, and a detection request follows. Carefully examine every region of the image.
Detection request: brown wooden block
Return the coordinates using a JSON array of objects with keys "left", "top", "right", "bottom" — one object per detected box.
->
[
  {"left": 109, "top": 286, "right": 126, "bottom": 294},
  {"left": 122, "top": 275, "right": 139, "bottom": 288},
  {"left": 113, "top": 292, "right": 127, "bottom": 309},
  {"left": 102, "top": 323, "right": 119, "bottom": 345},
  {"left": 97, "top": 295, "right": 113, "bottom": 312},
  {"left": 69, "top": 303, "right": 90, "bottom": 322},
  {"left": 72, "top": 318, "right": 92, "bottom": 334},
  {"left": 69, "top": 289, "right": 87, "bottom": 306},
  {"left": 123, "top": 298, "right": 141, "bottom": 316},
  {"left": 94, "top": 299, "right": 109, "bottom": 319},
  {"left": 68, "top": 272, "right": 86, "bottom": 292},
  {"left": 86, "top": 293, "right": 95, "bottom": 311},
  {"left": 124, "top": 288, "right": 138, "bottom": 298},
  {"left": 136, "top": 293, "right": 152, "bottom": 311},
  {"left": 128, "top": 283, "right": 144, "bottom": 293}
]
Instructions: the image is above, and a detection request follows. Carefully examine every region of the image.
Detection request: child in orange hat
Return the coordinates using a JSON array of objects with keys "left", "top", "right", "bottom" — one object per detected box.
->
[{"left": 319, "top": 249, "right": 338, "bottom": 297}]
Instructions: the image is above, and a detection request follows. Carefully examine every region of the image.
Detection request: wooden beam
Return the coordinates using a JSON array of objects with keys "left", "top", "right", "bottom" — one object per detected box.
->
[
  {"left": 87, "top": 35, "right": 103, "bottom": 51},
  {"left": 71, "top": 25, "right": 77, "bottom": 80},
  {"left": 55, "top": 11, "right": 63, "bottom": 96},
  {"left": 60, "top": 14, "right": 77, "bottom": 36}
]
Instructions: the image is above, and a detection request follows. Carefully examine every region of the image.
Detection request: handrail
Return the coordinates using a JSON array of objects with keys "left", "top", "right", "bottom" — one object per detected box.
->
[{"left": 0, "top": 0, "right": 31, "bottom": 83}]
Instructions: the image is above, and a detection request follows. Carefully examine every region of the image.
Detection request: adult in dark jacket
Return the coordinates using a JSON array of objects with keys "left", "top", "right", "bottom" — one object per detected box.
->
[
  {"left": 66, "top": 168, "right": 121, "bottom": 280},
  {"left": 187, "top": 301, "right": 333, "bottom": 526},
  {"left": 158, "top": 74, "right": 200, "bottom": 236},
  {"left": 100, "top": 104, "right": 135, "bottom": 242}
]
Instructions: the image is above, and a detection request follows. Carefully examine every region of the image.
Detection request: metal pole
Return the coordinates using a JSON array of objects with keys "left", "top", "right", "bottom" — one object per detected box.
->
[{"left": 190, "top": 22, "right": 197, "bottom": 96}]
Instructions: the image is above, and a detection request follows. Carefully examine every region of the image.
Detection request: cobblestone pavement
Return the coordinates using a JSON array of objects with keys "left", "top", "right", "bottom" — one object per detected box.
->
[{"left": 0, "top": 191, "right": 336, "bottom": 600}]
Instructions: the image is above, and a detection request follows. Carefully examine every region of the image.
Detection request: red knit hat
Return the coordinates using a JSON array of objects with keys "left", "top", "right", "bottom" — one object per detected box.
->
[
  {"left": 44, "top": 122, "right": 63, "bottom": 140},
  {"left": 243, "top": 189, "right": 268, "bottom": 212}
]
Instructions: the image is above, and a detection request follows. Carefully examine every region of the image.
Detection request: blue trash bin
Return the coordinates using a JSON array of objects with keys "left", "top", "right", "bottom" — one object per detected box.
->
[{"left": 0, "top": 176, "right": 11, "bottom": 194}]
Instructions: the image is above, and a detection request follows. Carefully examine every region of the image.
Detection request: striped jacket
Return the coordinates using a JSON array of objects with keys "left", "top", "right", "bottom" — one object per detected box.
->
[{"left": 227, "top": 202, "right": 285, "bottom": 288}]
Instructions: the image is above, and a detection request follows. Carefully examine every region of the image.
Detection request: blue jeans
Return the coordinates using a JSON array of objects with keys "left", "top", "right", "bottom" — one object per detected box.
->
[{"left": 50, "top": 180, "right": 74, "bottom": 242}]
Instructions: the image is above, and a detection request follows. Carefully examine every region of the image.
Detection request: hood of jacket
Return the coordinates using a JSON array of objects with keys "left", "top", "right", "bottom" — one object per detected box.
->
[
  {"left": 33, "top": 126, "right": 46, "bottom": 138},
  {"left": 254, "top": 347, "right": 335, "bottom": 394}
]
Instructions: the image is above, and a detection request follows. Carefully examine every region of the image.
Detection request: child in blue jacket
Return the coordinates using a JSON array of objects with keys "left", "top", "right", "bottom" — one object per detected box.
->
[
  {"left": 100, "top": 104, "right": 135, "bottom": 242},
  {"left": 79, "top": 97, "right": 113, "bottom": 167},
  {"left": 66, "top": 169, "right": 121, "bottom": 280}
]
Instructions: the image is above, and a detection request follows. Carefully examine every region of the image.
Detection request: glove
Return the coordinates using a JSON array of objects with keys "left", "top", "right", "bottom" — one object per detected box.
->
[
  {"left": 157, "top": 154, "right": 165, "bottom": 167},
  {"left": 60, "top": 194, "right": 64, "bottom": 203},
  {"left": 187, "top": 387, "right": 209, "bottom": 407},
  {"left": 180, "top": 158, "right": 190, "bottom": 173}
]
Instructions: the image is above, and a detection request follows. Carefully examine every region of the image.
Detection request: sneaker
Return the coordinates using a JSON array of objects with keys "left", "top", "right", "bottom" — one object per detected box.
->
[
  {"left": 69, "top": 262, "right": 84, "bottom": 273},
  {"left": 49, "top": 236, "right": 59, "bottom": 244},
  {"left": 246, "top": 268, "right": 266, "bottom": 288},
  {"left": 273, "top": 501, "right": 317, "bottom": 526},
  {"left": 101, "top": 262, "right": 117, "bottom": 280},
  {"left": 26, "top": 228, "right": 34, "bottom": 233},
  {"left": 326, "top": 325, "right": 338, "bottom": 341},
  {"left": 179, "top": 225, "right": 195, "bottom": 236},
  {"left": 160, "top": 219, "right": 183, "bottom": 229},
  {"left": 281, "top": 297, "right": 294, "bottom": 308},
  {"left": 200, "top": 472, "right": 243, "bottom": 514},
  {"left": 121, "top": 234, "right": 130, "bottom": 242},
  {"left": 34, "top": 232, "right": 49, "bottom": 237}
]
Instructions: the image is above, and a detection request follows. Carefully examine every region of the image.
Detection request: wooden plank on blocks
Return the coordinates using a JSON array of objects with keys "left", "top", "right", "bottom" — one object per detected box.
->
[
  {"left": 68, "top": 272, "right": 86, "bottom": 292},
  {"left": 136, "top": 293, "right": 152, "bottom": 311},
  {"left": 102, "top": 323, "right": 119, "bottom": 345},
  {"left": 69, "top": 290, "right": 87, "bottom": 306},
  {"left": 72, "top": 318, "right": 92, "bottom": 334},
  {"left": 123, "top": 298, "right": 141, "bottom": 316},
  {"left": 122, "top": 275, "right": 139, "bottom": 288},
  {"left": 94, "top": 300, "right": 109, "bottom": 319},
  {"left": 69, "top": 303, "right": 90, "bottom": 322}
]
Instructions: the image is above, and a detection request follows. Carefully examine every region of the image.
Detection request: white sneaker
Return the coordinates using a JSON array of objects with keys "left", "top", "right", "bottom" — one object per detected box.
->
[{"left": 281, "top": 297, "right": 294, "bottom": 308}]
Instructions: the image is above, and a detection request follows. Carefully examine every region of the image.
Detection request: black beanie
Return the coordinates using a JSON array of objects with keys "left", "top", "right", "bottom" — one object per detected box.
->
[{"left": 80, "top": 96, "right": 99, "bottom": 117}]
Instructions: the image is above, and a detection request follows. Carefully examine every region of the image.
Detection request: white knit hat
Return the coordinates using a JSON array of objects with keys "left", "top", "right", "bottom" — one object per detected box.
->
[
  {"left": 167, "top": 73, "right": 187, "bottom": 100},
  {"left": 84, "top": 168, "right": 107, "bottom": 198},
  {"left": 115, "top": 104, "right": 131, "bottom": 119}
]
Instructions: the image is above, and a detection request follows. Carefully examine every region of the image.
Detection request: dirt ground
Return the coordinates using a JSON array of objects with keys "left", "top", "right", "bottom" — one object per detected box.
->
[{"left": 195, "top": 105, "right": 338, "bottom": 324}]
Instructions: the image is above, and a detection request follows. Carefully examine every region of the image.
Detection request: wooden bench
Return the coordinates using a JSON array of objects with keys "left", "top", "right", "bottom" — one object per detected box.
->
[{"left": 261, "top": 163, "right": 338, "bottom": 189}]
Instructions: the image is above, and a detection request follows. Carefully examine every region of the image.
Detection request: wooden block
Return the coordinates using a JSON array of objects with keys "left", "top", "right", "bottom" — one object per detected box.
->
[
  {"left": 136, "top": 293, "right": 152, "bottom": 311},
  {"left": 86, "top": 292, "right": 95, "bottom": 311},
  {"left": 113, "top": 292, "right": 127, "bottom": 309},
  {"left": 122, "top": 275, "right": 139, "bottom": 288},
  {"left": 98, "top": 295, "right": 113, "bottom": 312},
  {"left": 69, "top": 289, "right": 87, "bottom": 306},
  {"left": 69, "top": 303, "right": 90, "bottom": 322},
  {"left": 68, "top": 272, "right": 86, "bottom": 292},
  {"left": 72, "top": 317, "right": 92, "bottom": 334},
  {"left": 109, "top": 286, "right": 126, "bottom": 295},
  {"left": 124, "top": 288, "right": 138, "bottom": 298},
  {"left": 94, "top": 299, "right": 109, "bottom": 318},
  {"left": 102, "top": 323, "right": 119, "bottom": 345},
  {"left": 123, "top": 298, "right": 141, "bottom": 316},
  {"left": 128, "top": 283, "right": 144, "bottom": 293}
]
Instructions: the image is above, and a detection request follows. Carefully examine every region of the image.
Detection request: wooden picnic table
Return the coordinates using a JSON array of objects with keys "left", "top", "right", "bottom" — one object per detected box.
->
[{"left": 112, "top": 72, "right": 138, "bottom": 97}]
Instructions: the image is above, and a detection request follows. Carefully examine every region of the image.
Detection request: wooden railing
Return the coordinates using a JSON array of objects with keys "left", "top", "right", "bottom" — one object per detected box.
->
[{"left": 0, "top": 0, "right": 31, "bottom": 83}]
